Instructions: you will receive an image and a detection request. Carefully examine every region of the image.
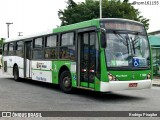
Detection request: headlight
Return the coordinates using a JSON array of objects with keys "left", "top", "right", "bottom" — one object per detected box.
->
[
  {"left": 147, "top": 74, "right": 151, "bottom": 79},
  {"left": 108, "top": 73, "right": 118, "bottom": 81}
]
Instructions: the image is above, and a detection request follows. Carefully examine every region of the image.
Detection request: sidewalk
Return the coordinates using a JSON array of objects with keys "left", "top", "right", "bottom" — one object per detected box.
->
[{"left": 152, "top": 79, "right": 160, "bottom": 87}]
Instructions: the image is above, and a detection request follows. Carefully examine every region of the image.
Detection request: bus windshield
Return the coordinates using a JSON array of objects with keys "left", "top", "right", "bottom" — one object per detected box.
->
[{"left": 105, "top": 31, "right": 150, "bottom": 69}]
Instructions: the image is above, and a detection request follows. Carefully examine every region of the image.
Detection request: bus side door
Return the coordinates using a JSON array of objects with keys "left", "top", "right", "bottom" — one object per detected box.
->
[
  {"left": 24, "top": 41, "right": 32, "bottom": 78},
  {"left": 77, "top": 30, "right": 98, "bottom": 89}
]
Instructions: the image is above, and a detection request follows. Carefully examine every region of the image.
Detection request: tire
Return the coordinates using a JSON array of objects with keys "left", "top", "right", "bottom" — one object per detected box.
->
[
  {"left": 60, "top": 71, "right": 73, "bottom": 93},
  {"left": 13, "top": 66, "right": 20, "bottom": 81}
]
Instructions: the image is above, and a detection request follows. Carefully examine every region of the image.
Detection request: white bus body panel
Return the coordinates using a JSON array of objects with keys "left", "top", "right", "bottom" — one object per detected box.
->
[
  {"left": 100, "top": 79, "right": 152, "bottom": 92},
  {"left": 31, "top": 61, "right": 52, "bottom": 83},
  {"left": 3, "top": 56, "right": 24, "bottom": 78},
  {"left": 26, "top": 59, "right": 31, "bottom": 78}
]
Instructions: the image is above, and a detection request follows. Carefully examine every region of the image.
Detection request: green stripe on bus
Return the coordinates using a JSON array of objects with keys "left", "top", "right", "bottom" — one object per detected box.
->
[
  {"left": 80, "top": 82, "right": 88, "bottom": 87},
  {"left": 7, "top": 67, "right": 24, "bottom": 69},
  {"left": 32, "top": 69, "right": 52, "bottom": 72},
  {"left": 89, "top": 83, "right": 94, "bottom": 88}
]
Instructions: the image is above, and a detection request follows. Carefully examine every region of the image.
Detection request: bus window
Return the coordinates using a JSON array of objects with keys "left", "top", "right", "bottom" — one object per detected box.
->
[
  {"left": 45, "top": 35, "right": 57, "bottom": 48},
  {"left": 45, "top": 35, "right": 58, "bottom": 59},
  {"left": 61, "top": 32, "right": 74, "bottom": 46},
  {"left": 8, "top": 42, "right": 14, "bottom": 55},
  {"left": 34, "top": 37, "right": 43, "bottom": 48},
  {"left": 3, "top": 44, "right": 8, "bottom": 56},
  {"left": 60, "top": 32, "right": 75, "bottom": 60},
  {"left": 9, "top": 43, "right": 14, "bottom": 51},
  {"left": 33, "top": 37, "right": 44, "bottom": 59},
  {"left": 16, "top": 41, "right": 23, "bottom": 50},
  {"left": 16, "top": 41, "right": 23, "bottom": 57}
]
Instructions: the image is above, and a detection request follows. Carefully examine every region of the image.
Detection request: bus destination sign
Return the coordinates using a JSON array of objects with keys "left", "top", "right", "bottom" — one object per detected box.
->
[{"left": 104, "top": 22, "right": 145, "bottom": 32}]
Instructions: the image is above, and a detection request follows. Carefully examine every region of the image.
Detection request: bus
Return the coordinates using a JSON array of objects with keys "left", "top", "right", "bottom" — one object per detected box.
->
[{"left": 2, "top": 18, "right": 152, "bottom": 93}]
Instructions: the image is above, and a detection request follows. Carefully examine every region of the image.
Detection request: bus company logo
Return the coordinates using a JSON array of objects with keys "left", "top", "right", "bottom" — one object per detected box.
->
[
  {"left": 36, "top": 62, "right": 47, "bottom": 68},
  {"left": 2, "top": 112, "right": 12, "bottom": 117},
  {"left": 37, "top": 62, "right": 42, "bottom": 68}
]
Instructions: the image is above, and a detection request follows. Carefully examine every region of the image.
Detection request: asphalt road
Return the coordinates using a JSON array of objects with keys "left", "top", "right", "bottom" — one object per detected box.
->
[
  {"left": 0, "top": 71, "right": 159, "bottom": 120},
  {"left": 0, "top": 70, "right": 160, "bottom": 113}
]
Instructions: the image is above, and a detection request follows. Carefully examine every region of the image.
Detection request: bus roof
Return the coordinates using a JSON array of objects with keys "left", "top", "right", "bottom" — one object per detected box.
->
[
  {"left": 53, "top": 19, "right": 99, "bottom": 33},
  {"left": 4, "top": 30, "right": 52, "bottom": 43},
  {"left": 53, "top": 18, "right": 143, "bottom": 33},
  {"left": 4, "top": 18, "right": 143, "bottom": 43}
]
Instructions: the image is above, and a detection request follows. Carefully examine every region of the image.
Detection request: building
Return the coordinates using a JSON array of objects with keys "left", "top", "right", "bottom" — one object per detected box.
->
[
  {"left": 148, "top": 35, "right": 160, "bottom": 75},
  {"left": 149, "top": 30, "right": 160, "bottom": 36}
]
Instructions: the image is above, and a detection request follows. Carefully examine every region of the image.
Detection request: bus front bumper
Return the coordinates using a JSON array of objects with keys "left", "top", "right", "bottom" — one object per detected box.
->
[{"left": 100, "top": 79, "right": 152, "bottom": 92}]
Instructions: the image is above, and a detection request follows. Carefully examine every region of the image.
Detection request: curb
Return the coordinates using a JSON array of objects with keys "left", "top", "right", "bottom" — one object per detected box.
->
[{"left": 152, "top": 84, "right": 160, "bottom": 87}]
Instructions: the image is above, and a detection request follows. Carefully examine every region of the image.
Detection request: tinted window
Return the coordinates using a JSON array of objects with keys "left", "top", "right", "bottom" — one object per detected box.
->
[
  {"left": 4, "top": 44, "right": 8, "bottom": 51},
  {"left": 9, "top": 43, "right": 14, "bottom": 51},
  {"left": 61, "top": 32, "right": 74, "bottom": 46},
  {"left": 46, "top": 35, "right": 57, "bottom": 47},
  {"left": 59, "top": 46, "right": 75, "bottom": 60},
  {"left": 3, "top": 44, "right": 8, "bottom": 56},
  {"left": 34, "top": 38, "right": 43, "bottom": 48},
  {"left": 33, "top": 50, "right": 44, "bottom": 59},
  {"left": 45, "top": 48, "right": 58, "bottom": 59},
  {"left": 16, "top": 41, "right": 23, "bottom": 50}
]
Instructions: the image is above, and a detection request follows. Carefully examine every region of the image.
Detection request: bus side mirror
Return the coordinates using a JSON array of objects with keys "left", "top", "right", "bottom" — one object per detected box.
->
[{"left": 100, "top": 28, "right": 107, "bottom": 48}]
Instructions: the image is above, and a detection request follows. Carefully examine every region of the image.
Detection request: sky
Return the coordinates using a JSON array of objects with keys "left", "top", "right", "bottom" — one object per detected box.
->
[{"left": 0, "top": 0, "right": 160, "bottom": 38}]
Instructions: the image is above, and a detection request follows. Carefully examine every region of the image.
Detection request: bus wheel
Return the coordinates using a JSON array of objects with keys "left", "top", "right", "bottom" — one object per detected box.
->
[
  {"left": 60, "top": 71, "right": 72, "bottom": 93},
  {"left": 14, "top": 66, "right": 20, "bottom": 81}
]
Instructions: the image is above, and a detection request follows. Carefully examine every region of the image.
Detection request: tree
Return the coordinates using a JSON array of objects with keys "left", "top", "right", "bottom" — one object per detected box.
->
[
  {"left": 0, "top": 39, "right": 3, "bottom": 47},
  {"left": 0, "top": 38, "right": 4, "bottom": 48},
  {"left": 58, "top": 0, "right": 149, "bottom": 30}
]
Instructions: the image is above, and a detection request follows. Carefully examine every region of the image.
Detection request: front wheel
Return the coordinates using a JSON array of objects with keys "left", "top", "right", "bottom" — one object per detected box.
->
[
  {"left": 60, "top": 71, "right": 73, "bottom": 93},
  {"left": 14, "top": 66, "right": 20, "bottom": 81}
]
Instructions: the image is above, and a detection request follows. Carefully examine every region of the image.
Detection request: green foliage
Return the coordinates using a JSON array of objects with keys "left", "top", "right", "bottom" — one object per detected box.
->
[
  {"left": 58, "top": 0, "right": 149, "bottom": 30},
  {"left": 0, "top": 38, "right": 4, "bottom": 47}
]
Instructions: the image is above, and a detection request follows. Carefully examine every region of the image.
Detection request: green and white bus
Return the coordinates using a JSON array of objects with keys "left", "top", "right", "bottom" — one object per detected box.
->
[{"left": 2, "top": 18, "right": 152, "bottom": 93}]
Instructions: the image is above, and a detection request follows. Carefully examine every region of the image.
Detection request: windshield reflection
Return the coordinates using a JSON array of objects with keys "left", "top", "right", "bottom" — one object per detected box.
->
[{"left": 105, "top": 32, "right": 150, "bottom": 68}]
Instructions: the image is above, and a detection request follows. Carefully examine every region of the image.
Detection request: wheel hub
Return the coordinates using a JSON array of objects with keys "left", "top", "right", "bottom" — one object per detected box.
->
[{"left": 63, "top": 77, "right": 70, "bottom": 88}]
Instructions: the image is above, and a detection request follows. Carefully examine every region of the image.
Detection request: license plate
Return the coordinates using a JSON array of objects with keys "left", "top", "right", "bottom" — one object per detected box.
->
[{"left": 129, "top": 83, "right": 138, "bottom": 87}]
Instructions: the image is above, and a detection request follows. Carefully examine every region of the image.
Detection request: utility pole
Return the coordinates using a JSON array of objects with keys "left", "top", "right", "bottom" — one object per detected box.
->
[
  {"left": 100, "top": 0, "right": 102, "bottom": 18},
  {"left": 6, "top": 22, "right": 13, "bottom": 38},
  {"left": 18, "top": 32, "right": 23, "bottom": 36}
]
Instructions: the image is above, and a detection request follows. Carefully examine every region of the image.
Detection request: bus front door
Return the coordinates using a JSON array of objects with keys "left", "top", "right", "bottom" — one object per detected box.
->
[
  {"left": 78, "top": 31, "right": 96, "bottom": 89},
  {"left": 24, "top": 41, "right": 32, "bottom": 78}
]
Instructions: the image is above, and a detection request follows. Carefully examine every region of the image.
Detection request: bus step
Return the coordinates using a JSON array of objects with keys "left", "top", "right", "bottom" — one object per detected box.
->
[
  {"left": 24, "top": 77, "right": 32, "bottom": 79},
  {"left": 77, "top": 86, "right": 94, "bottom": 91}
]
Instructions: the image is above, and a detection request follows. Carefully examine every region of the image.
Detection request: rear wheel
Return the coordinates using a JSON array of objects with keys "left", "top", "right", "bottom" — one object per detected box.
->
[
  {"left": 60, "top": 71, "right": 73, "bottom": 93},
  {"left": 14, "top": 66, "right": 20, "bottom": 81}
]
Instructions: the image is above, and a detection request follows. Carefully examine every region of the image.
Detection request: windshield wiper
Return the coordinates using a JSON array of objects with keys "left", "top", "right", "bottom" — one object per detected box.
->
[
  {"left": 130, "top": 32, "right": 140, "bottom": 54},
  {"left": 113, "top": 30, "right": 130, "bottom": 54}
]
